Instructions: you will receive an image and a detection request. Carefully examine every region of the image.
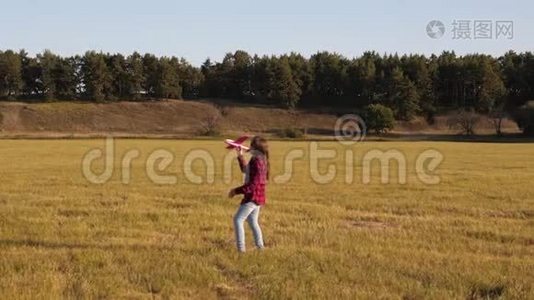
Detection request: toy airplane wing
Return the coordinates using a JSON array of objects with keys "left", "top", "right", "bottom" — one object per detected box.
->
[
  {"left": 224, "top": 135, "right": 249, "bottom": 150},
  {"left": 233, "top": 135, "right": 248, "bottom": 144}
]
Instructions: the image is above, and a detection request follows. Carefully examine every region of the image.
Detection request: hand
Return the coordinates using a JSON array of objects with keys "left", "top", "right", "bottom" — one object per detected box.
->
[
  {"left": 235, "top": 147, "right": 244, "bottom": 156},
  {"left": 228, "top": 188, "right": 236, "bottom": 198}
]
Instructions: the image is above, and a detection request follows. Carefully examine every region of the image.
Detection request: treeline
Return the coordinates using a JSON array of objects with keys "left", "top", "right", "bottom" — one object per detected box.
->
[
  {"left": 1, "top": 49, "right": 534, "bottom": 122},
  {"left": 201, "top": 50, "right": 534, "bottom": 122},
  {"left": 0, "top": 50, "right": 202, "bottom": 102}
]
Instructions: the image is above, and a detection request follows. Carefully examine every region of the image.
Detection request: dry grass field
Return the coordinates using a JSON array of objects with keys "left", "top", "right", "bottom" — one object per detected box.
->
[{"left": 0, "top": 139, "right": 533, "bottom": 299}]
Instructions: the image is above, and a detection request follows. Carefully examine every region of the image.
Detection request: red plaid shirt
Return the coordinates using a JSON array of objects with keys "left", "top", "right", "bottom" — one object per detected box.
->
[{"left": 235, "top": 155, "right": 267, "bottom": 205}]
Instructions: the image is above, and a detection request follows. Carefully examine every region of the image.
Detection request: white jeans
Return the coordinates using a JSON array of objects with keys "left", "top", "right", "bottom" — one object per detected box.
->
[{"left": 233, "top": 202, "right": 264, "bottom": 252}]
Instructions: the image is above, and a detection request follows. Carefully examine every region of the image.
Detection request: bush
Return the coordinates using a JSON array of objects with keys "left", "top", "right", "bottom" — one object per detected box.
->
[
  {"left": 512, "top": 101, "right": 534, "bottom": 136},
  {"left": 277, "top": 127, "right": 304, "bottom": 139},
  {"left": 198, "top": 114, "right": 221, "bottom": 136},
  {"left": 446, "top": 109, "right": 482, "bottom": 135},
  {"left": 363, "top": 104, "right": 395, "bottom": 134}
]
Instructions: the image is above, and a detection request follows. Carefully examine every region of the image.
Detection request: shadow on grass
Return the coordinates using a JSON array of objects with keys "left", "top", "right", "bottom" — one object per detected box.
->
[
  {"left": 382, "top": 133, "right": 534, "bottom": 143},
  {"left": 302, "top": 128, "right": 534, "bottom": 143},
  {"left": 468, "top": 282, "right": 506, "bottom": 300},
  {"left": 0, "top": 238, "right": 176, "bottom": 251},
  {"left": 264, "top": 127, "right": 534, "bottom": 143}
]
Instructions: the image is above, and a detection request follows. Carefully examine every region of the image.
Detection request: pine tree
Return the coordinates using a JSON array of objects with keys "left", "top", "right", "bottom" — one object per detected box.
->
[
  {"left": 154, "top": 57, "right": 182, "bottom": 99},
  {"left": 142, "top": 53, "right": 159, "bottom": 97},
  {"left": 109, "top": 54, "right": 129, "bottom": 99},
  {"left": 270, "top": 58, "right": 301, "bottom": 108},
  {"left": 0, "top": 50, "right": 22, "bottom": 99},
  {"left": 388, "top": 67, "right": 420, "bottom": 120},
  {"left": 19, "top": 50, "right": 42, "bottom": 98},
  {"left": 38, "top": 50, "right": 58, "bottom": 100},
  {"left": 126, "top": 52, "right": 144, "bottom": 100},
  {"left": 81, "top": 51, "right": 112, "bottom": 101}
]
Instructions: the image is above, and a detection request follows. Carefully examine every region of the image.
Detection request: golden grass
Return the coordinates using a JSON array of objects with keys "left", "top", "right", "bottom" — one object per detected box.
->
[{"left": 0, "top": 140, "right": 533, "bottom": 299}]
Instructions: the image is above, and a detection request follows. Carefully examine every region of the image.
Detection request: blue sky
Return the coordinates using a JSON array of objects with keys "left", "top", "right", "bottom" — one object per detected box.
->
[{"left": 1, "top": 0, "right": 532, "bottom": 65}]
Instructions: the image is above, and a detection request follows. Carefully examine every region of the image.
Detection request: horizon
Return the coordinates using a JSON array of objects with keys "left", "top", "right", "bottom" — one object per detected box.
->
[
  {"left": 1, "top": 0, "right": 532, "bottom": 65},
  {"left": 2, "top": 48, "right": 532, "bottom": 66}
]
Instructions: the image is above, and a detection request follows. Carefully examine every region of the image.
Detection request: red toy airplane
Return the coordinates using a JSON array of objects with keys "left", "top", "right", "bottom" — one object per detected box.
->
[{"left": 224, "top": 135, "right": 250, "bottom": 151}]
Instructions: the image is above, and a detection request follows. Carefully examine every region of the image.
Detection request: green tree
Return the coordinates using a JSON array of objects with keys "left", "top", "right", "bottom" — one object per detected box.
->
[
  {"left": 401, "top": 54, "right": 436, "bottom": 121},
  {"left": 38, "top": 50, "right": 58, "bottom": 99},
  {"left": 286, "top": 53, "right": 312, "bottom": 102},
  {"left": 126, "top": 52, "right": 145, "bottom": 99},
  {"left": 512, "top": 102, "right": 534, "bottom": 136},
  {"left": 108, "top": 54, "right": 129, "bottom": 99},
  {"left": 142, "top": 53, "right": 160, "bottom": 97},
  {"left": 310, "top": 52, "right": 349, "bottom": 104},
  {"left": 38, "top": 50, "right": 78, "bottom": 100},
  {"left": 0, "top": 50, "right": 22, "bottom": 99},
  {"left": 231, "top": 50, "right": 253, "bottom": 98},
  {"left": 19, "top": 50, "right": 42, "bottom": 98},
  {"left": 200, "top": 58, "right": 216, "bottom": 97},
  {"left": 270, "top": 57, "right": 301, "bottom": 108},
  {"left": 477, "top": 58, "right": 506, "bottom": 113},
  {"left": 364, "top": 103, "right": 395, "bottom": 134},
  {"left": 387, "top": 67, "right": 420, "bottom": 120},
  {"left": 250, "top": 55, "right": 274, "bottom": 102},
  {"left": 500, "top": 51, "right": 534, "bottom": 107},
  {"left": 55, "top": 56, "right": 78, "bottom": 99},
  {"left": 435, "top": 51, "right": 463, "bottom": 108},
  {"left": 177, "top": 58, "right": 203, "bottom": 98},
  {"left": 347, "top": 52, "right": 377, "bottom": 106},
  {"left": 81, "top": 51, "right": 113, "bottom": 101},
  {"left": 154, "top": 57, "right": 182, "bottom": 99},
  {"left": 481, "top": 68, "right": 507, "bottom": 135}
]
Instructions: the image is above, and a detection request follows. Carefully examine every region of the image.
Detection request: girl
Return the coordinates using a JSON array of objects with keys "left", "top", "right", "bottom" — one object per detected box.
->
[{"left": 228, "top": 136, "right": 269, "bottom": 253}]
